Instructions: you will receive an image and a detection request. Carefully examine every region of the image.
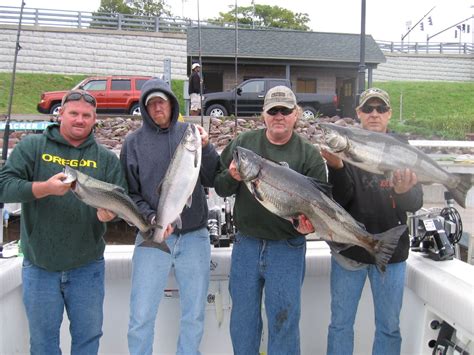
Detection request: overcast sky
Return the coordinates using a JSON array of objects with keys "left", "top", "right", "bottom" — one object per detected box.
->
[{"left": 2, "top": 0, "right": 473, "bottom": 42}]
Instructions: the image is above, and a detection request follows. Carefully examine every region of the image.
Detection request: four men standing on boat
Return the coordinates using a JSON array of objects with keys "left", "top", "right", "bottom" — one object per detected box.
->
[{"left": 0, "top": 83, "right": 423, "bottom": 355}]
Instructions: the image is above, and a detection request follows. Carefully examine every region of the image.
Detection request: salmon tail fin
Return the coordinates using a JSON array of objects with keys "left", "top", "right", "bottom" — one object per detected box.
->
[
  {"left": 449, "top": 174, "right": 472, "bottom": 209},
  {"left": 138, "top": 240, "right": 171, "bottom": 254},
  {"left": 373, "top": 225, "right": 407, "bottom": 273}
]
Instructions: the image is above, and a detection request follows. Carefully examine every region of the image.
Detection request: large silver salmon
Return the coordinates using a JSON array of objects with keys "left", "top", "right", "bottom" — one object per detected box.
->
[
  {"left": 317, "top": 123, "right": 472, "bottom": 208},
  {"left": 63, "top": 166, "right": 170, "bottom": 254},
  {"left": 146, "top": 124, "right": 202, "bottom": 246},
  {"left": 233, "top": 146, "right": 406, "bottom": 272}
]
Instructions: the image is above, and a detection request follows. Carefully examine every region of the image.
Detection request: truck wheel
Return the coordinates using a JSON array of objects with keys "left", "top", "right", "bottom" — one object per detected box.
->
[
  {"left": 49, "top": 103, "right": 62, "bottom": 116},
  {"left": 206, "top": 104, "right": 228, "bottom": 117},
  {"left": 302, "top": 106, "right": 317, "bottom": 120},
  {"left": 129, "top": 103, "right": 141, "bottom": 116}
]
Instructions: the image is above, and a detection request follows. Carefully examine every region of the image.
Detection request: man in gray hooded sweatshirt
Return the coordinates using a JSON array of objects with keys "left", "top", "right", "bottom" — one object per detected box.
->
[{"left": 120, "top": 78, "right": 219, "bottom": 355}]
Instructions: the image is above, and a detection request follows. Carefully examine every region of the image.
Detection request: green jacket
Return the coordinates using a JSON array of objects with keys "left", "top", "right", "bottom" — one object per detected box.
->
[
  {"left": 0, "top": 124, "right": 126, "bottom": 271},
  {"left": 214, "top": 129, "right": 327, "bottom": 240}
]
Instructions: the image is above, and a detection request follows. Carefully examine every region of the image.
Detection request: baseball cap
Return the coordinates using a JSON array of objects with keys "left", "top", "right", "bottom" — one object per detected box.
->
[
  {"left": 191, "top": 63, "right": 200, "bottom": 70},
  {"left": 263, "top": 86, "right": 297, "bottom": 112},
  {"left": 145, "top": 91, "right": 168, "bottom": 105},
  {"left": 358, "top": 88, "right": 391, "bottom": 108}
]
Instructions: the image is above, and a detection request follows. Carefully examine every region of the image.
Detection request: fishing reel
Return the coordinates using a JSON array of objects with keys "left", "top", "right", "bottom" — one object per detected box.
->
[
  {"left": 410, "top": 192, "right": 463, "bottom": 261},
  {"left": 207, "top": 197, "right": 236, "bottom": 248}
]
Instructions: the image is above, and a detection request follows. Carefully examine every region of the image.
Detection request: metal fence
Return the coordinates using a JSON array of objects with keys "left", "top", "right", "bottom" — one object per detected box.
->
[
  {"left": 0, "top": 5, "right": 262, "bottom": 33},
  {"left": 377, "top": 40, "right": 473, "bottom": 55},
  {"left": 1, "top": 5, "right": 472, "bottom": 54}
]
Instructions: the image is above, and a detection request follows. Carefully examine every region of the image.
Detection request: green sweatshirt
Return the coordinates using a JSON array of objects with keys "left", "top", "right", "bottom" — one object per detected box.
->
[
  {"left": 214, "top": 129, "right": 327, "bottom": 240},
  {"left": 0, "top": 124, "right": 126, "bottom": 271}
]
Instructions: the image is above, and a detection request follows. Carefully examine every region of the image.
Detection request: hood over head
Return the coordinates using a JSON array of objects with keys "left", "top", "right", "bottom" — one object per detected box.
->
[{"left": 140, "top": 78, "right": 180, "bottom": 131}]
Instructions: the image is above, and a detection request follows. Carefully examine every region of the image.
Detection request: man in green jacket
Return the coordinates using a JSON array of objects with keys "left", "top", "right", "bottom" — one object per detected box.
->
[
  {"left": 214, "top": 86, "right": 325, "bottom": 355},
  {"left": 0, "top": 90, "right": 125, "bottom": 354}
]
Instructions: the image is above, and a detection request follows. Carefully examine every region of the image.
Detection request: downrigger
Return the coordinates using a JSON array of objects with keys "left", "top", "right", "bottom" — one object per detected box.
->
[{"left": 409, "top": 192, "right": 463, "bottom": 261}]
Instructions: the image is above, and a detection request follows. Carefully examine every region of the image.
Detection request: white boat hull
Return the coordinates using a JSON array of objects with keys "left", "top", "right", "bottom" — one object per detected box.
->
[{"left": 1, "top": 243, "right": 473, "bottom": 354}]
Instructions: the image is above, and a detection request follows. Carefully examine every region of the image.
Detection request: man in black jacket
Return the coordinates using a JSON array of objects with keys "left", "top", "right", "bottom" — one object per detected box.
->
[
  {"left": 188, "top": 62, "right": 202, "bottom": 116},
  {"left": 322, "top": 88, "right": 423, "bottom": 355}
]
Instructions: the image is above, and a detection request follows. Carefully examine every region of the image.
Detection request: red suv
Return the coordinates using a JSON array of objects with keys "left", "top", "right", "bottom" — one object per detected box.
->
[{"left": 37, "top": 75, "right": 152, "bottom": 115}]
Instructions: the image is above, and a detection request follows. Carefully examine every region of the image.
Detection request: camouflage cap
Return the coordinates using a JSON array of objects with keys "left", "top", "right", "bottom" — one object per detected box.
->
[
  {"left": 358, "top": 87, "right": 391, "bottom": 108},
  {"left": 263, "top": 86, "right": 297, "bottom": 112}
]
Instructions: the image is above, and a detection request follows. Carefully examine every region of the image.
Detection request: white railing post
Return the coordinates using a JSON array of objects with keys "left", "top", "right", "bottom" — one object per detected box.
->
[{"left": 118, "top": 13, "right": 123, "bottom": 30}]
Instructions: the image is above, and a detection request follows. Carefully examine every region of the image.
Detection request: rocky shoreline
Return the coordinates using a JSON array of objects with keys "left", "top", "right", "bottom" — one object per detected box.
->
[{"left": 3, "top": 115, "right": 473, "bottom": 156}]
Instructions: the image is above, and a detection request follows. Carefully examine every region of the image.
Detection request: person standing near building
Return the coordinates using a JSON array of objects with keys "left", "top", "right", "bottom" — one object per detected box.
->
[
  {"left": 0, "top": 90, "right": 124, "bottom": 354},
  {"left": 122, "top": 77, "right": 219, "bottom": 355},
  {"left": 188, "top": 62, "right": 202, "bottom": 116},
  {"left": 322, "top": 88, "right": 423, "bottom": 355},
  {"left": 214, "top": 86, "right": 325, "bottom": 355}
]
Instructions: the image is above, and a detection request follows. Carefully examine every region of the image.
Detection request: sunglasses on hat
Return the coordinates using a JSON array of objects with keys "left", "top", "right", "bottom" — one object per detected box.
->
[
  {"left": 360, "top": 105, "right": 390, "bottom": 114},
  {"left": 266, "top": 106, "right": 295, "bottom": 116},
  {"left": 63, "top": 91, "right": 97, "bottom": 108}
]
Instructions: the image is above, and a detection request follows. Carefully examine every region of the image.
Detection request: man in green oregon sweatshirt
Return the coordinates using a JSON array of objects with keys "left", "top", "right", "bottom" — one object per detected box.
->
[{"left": 0, "top": 90, "right": 126, "bottom": 354}]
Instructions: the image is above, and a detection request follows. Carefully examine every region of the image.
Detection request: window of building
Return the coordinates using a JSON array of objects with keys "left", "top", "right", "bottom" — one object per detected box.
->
[{"left": 296, "top": 79, "right": 317, "bottom": 93}]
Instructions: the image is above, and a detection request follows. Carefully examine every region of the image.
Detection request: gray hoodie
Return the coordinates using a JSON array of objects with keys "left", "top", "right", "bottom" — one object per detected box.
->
[{"left": 120, "top": 78, "right": 219, "bottom": 234}]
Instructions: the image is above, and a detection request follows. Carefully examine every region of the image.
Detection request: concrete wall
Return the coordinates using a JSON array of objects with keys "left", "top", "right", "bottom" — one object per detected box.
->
[
  {"left": 0, "top": 25, "right": 188, "bottom": 80},
  {"left": 373, "top": 52, "right": 474, "bottom": 82},
  {"left": 1, "top": 25, "right": 473, "bottom": 84}
]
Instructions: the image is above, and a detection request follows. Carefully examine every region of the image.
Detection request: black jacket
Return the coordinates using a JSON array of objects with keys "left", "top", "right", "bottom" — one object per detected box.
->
[{"left": 188, "top": 71, "right": 201, "bottom": 95}]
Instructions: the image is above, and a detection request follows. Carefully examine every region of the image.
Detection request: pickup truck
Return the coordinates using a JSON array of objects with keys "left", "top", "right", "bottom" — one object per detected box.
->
[
  {"left": 202, "top": 78, "right": 338, "bottom": 119},
  {"left": 37, "top": 75, "right": 151, "bottom": 115}
]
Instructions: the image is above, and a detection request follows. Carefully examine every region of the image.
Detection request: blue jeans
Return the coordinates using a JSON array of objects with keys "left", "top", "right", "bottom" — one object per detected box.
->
[
  {"left": 127, "top": 228, "right": 211, "bottom": 355},
  {"left": 22, "top": 257, "right": 105, "bottom": 355},
  {"left": 327, "top": 256, "right": 406, "bottom": 355},
  {"left": 229, "top": 233, "right": 306, "bottom": 355}
]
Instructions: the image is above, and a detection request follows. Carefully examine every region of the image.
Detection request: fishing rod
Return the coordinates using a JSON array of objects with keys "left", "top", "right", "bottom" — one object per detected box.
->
[
  {"left": 1, "top": 0, "right": 25, "bottom": 243},
  {"left": 2, "top": 0, "right": 25, "bottom": 164}
]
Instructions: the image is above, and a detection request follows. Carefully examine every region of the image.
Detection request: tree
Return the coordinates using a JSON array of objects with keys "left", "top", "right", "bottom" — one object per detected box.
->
[
  {"left": 94, "top": 0, "right": 170, "bottom": 17},
  {"left": 95, "top": 0, "right": 133, "bottom": 15},
  {"left": 91, "top": 0, "right": 171, "bottom": 29},
  {"left": 210, "top": 4, "right": 310, "bottom": 31},
  {"left": 128, "top": 0, "right": 171, "bottom": 17}
]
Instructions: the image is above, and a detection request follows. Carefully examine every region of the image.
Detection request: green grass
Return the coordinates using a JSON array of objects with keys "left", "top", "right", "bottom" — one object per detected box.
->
[
  {"left": 375, "top": 81, "right": 474, "bottom": 139},
  {"left": 0, "top": 74, "right": 473, "bottom": 139},
  {"left": 0, "top": 73, "right": 185, "bottom": 115}
]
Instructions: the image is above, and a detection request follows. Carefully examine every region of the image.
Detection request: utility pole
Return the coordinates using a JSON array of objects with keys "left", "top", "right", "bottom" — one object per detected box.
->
[
  {"left": 356, "top": 0, "right": 366, "bottom": 108},
  {"left": 197, "top": 0, "right": 203, "bottom": 126},
  {"left": 427, "top": 16, "right": 473, "bottom": 43},
  {"left": 234, "top": 0, "right": 238, "bottom": 127},
  {"left": 402, "top": 6, "right": 435, "bottom": 41},
  {"left": 252, "top": 0, "right": 255, "bottom": 29}
]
